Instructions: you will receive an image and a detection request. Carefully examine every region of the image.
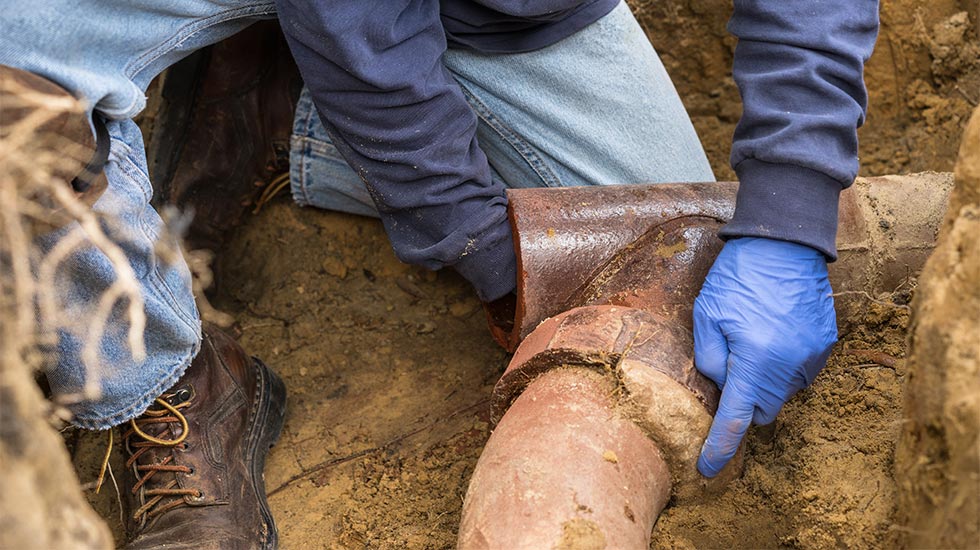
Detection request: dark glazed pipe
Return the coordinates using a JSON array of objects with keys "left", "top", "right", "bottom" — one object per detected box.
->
[{"left": 487, "top": 175, "right": 953, "bottom": 352}]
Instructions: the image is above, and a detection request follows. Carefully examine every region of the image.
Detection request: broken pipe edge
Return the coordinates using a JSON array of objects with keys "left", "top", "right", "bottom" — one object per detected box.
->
[
  {"left": 462, "top": 175, "right": 954, "bottom": 548},
  {"left": 458, "top": 305, "right": 742, "bottom": 549},
  {"left": 491, "top": 304, "right": 742, "bottom": 503}
]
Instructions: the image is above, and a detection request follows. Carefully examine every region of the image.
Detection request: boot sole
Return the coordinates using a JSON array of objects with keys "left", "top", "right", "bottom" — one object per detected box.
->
[{"left": 245, "top": 357, "right": 287, "bottom": 549}]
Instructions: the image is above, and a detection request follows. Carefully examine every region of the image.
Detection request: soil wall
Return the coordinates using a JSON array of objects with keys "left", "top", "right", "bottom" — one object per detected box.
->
[
  {"left": 895, "top": 106, "right": 980, "bottom": 549},
  {"left": 628, "top": 0, "right": 980, "bottom": 180}
]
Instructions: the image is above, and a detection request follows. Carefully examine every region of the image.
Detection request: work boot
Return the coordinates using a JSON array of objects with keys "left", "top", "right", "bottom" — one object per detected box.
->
[
  {"left": 149, "top": 20, "right": 302, "bottom": 252},
  {"left": 121, "top": 326, "right": 287, "bottom": 550}
]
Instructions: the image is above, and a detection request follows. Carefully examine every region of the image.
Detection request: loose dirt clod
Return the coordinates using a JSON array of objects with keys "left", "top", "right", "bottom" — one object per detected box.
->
[{"left": 556, "top": 518, "right": 608, "bottom": 550}]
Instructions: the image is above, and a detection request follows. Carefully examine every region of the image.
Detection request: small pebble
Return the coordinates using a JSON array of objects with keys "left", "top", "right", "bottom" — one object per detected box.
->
[{"left": 449, "top": 301, "right": 476, "bottom": 317}]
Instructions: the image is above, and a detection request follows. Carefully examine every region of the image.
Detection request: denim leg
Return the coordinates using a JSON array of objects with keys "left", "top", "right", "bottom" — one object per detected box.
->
[
  {"left": 1, "top": 1, "right": 275, "bottom": 428},
  {"left": 41, "top": 121, "right": 203, "bottom": 430},
  {"left": 444, "top": 1, "right": 714, "bottom": 188},
  {"left": 290, "top": 89, "right": 380, "bottom": 219},
  {"left": 0, "top": 1, "right": 276, "bottom": 121},
  {"left": 288, "top": 1, "right": 713, "bottom": 216}
]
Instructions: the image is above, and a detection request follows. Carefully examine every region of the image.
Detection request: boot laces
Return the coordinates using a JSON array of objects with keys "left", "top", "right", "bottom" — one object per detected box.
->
[{"left": 120, "top": 393, "right": 201, "bottom": 524}]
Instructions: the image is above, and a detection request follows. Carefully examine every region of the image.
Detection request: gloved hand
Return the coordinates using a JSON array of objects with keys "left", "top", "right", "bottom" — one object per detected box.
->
[{"left": 693, "top": 237, "right": 837, "bottom": 477}]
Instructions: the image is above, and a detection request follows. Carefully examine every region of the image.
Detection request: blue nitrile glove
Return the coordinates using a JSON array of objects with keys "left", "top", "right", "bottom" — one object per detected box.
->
[{"left": 693, "top": 237, "right": 838, "bottom": 477}]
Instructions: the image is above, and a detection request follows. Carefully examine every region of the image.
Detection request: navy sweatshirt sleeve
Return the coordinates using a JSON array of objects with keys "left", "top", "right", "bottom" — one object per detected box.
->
[
  {"left": 274, "top": 0, "right": 516, "bottom": 301},
  {"left": 719, "top": 1, "right": 880, "bottom": 259}
]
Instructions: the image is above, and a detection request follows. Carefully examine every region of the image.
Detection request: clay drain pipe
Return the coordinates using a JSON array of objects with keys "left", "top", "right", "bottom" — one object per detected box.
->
[{"left": 458, "top": 177, "right": 953, "bottom": 549}]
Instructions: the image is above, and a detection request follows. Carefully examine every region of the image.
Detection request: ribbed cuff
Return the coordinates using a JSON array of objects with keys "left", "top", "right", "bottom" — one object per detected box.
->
[
  {"left": 719, "top": 159, "right": 844, "bottom": 260},
  {"left": 452, "top": 224, "right": 518, "bottom": 302}
]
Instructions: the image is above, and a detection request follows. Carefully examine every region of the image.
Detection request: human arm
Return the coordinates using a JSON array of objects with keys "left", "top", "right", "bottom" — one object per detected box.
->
[
  {"left": 273, "top": 0, "right": 516, "bottom": 301},
  {"left": 695, "top": 0, "right": 880, "bottom": 477}
]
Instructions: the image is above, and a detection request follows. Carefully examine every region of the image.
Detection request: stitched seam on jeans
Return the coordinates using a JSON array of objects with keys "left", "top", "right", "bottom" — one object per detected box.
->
[
  {"left": 141, "top": 229, "right": 199, "bottom": 329},
  {"left": 71, "top": 336, "right": 202, "bottom": 430},
  {"left": 455, "top": 83, "right": 561, "bottom": 188},
  {"left": 295, "top": 141, "right": 316, "bottom": 208},
  {"left": 154, "top": 263, "right": 199, "bottom": 329},
  {"left": 139, "top": 191, "right": 198, "bottom": 327},
  {"left": 296, "top": 104, "right": 317, "bottom": 206},
  {"left": 292, "top": 135, "right": 347, "bottom": 160},
  {"left": 109, "top": 148, "right": 198, "bottom": 327},
  {"left": 295, "top": 106, "right": 316, "bottom": 206},
  {"left": 113, "top": 145, "right": 161, "bottom": 248},
  {"left": 124, "top": 4, "right": 276, "bottom": 79},
  {"left": 291, "top": 93, "right": 311, "bottom": 137},
  {"left": 147, "top": 230, "right": 200, "bottom": 327},
  {"left": 113, "top": 142, "right": 153, "bottom": 205},
  {"left": 289, "top": 137, "right": 310, "bottom": 207},
  {"left": 299, "top": 101, "right": 316, "bottom": 205},
  {"left": 298, "top": 143, "right": 314, "bottom": 207},
  {"left": 300, "top": 95, "right": 319, "bottom": 139}
]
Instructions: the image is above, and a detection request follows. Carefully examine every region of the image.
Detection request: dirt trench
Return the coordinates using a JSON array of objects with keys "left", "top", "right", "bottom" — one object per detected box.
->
[
  {"left": 64, "top": 2, "right": 980, "bottom": 548},
  {"left": 76, "top": 194, "right": 920, "bottom": 549}
]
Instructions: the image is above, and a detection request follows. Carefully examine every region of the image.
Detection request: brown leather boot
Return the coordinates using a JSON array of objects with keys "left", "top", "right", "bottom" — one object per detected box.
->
[
  {"left": 121, "top": 326, "right": 286, "bottom": 549},
  {"left": 149, "top": 21, "right": 302, "bottom": 253}
]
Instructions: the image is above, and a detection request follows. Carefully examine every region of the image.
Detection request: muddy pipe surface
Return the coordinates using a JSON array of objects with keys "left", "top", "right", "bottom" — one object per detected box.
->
[
  {"left": 487, "top": 174, "right": 953, "bottom": 351},
  {"left": 461, "top": 174, "right": 952, "bottom": 547},
  {"left": 457, "top": 367, "right": 671, "bottom": 550},
  {"left": 458, "top": 306, "right": 740, "bottom": 549}
]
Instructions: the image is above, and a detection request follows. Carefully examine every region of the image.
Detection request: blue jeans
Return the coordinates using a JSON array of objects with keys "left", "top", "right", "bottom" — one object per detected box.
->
[
  {"left": 2, "top": 1, "right": 712, "bottom": 430},
  {"left": 291, "top": 2, "right": 713, "bottom": 215}
]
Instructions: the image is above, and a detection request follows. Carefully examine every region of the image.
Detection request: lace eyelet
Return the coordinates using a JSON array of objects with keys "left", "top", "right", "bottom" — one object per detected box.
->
[{"left": 172, "top": 388, "right": 192, "bottom": 404}]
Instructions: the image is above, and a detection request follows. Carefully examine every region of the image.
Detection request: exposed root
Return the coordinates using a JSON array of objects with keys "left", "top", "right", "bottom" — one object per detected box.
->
[
  {"left": 1, "top": 67, "right": 115, "bottom": 549},
  {"left": 252, "top": 172, "right": 291, "bottom": 214},
  {"left": 268, "top": 398, "right": 489, "bottom": 497},
  {"left": 831, "top": 290, "right": 912, "bottom": 312},
  {"left": 847, "top": 349, "right": 904, "bottom": 369}
]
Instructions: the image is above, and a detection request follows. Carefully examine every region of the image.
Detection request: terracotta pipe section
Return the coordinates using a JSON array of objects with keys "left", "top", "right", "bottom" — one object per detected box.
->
[
  {"left": 833, "top": 173, "right": 952, "bottom": 323},
  {"left": 491, "top": 304, "right": 741, "bottom": 497},
  {"left": 458, "top": 306, "right": 742, "bottom": 548},
  {"left": 459, "top": 174, "right": 952, "bottom": 548},
  {"left": 458, "top": 367, "right": 671, "bottom": 550},
  {"left": 487, "top": 174, "right": 953, "bottom": 351}
]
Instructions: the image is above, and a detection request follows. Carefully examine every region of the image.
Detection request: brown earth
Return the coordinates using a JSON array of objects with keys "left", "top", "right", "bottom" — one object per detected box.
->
[
  {"left": 68, "top": 2, "right": 980, "bottom": 549},
  {"left": 76, "top": 202, "right": 921, "bottom": 549},
  {"left": 894, "top": 107, "right": 980, "bottom": 549},
  {"left": 654, "top": 300, "right": 912, "bottom": 549}
]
